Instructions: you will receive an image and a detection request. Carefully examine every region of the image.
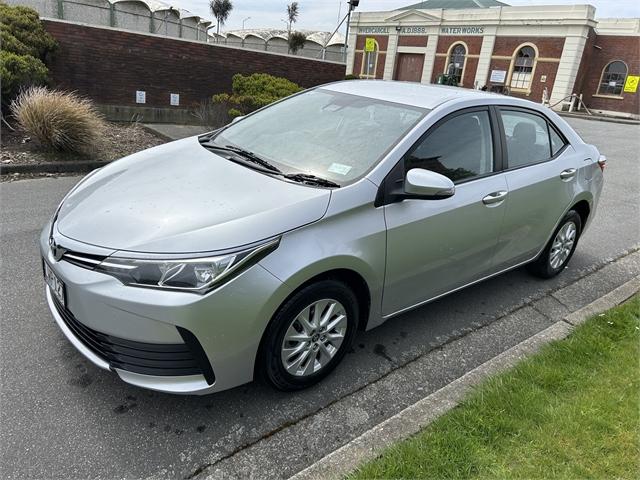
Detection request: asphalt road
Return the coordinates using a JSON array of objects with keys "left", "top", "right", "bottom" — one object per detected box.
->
[{"left": 1, "top": 117, "right": 639, "bottom": 479}]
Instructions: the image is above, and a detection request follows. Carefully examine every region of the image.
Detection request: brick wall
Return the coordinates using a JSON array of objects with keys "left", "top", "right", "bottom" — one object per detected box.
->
[
  {"left": 580, "top": 34, "right": 640, "bottom": 115},
  {"left": 43, "top": 20, "right": 346, "bottom": 109},
  {"left": 398, "top": 35, "right": 428, "bottom": 47},
  {"left": 492, "top": 36, "right": 565, "bottom": 58},
  {"left": 489, "top": 36, "right": 565, "bottom": 102}
]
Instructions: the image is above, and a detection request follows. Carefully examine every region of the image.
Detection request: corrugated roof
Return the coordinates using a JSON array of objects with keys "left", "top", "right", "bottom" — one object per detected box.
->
[{"left": 400, "top": 0, "right": 508, "bottom": 9}]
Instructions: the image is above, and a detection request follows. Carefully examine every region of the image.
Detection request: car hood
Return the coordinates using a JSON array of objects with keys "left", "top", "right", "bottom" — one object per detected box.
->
[{"left": 56, "top": 136, "right": 331, "bottom": 253}]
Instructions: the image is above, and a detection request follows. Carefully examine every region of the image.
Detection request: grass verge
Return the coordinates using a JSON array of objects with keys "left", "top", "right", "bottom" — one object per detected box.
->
[{"left": 350, "top": 295, "right": 640, "bottom": 479}]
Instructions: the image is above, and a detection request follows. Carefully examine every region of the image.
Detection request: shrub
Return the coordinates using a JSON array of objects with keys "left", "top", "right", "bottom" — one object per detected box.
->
[
  {"left": 213, "top": 73, "right": 302, "bottom": 117},
  {"left": 344, "top": 74, "right": 360, "bottom": 80},
  {"left": 0, "top": 3, "right": 57, "bottom": 105},
  {"left": 288, "top": 31, "right": 306, "bottom": 54},
  {"left": 11, "top": 87, "right": 106, "bottom": 153}
]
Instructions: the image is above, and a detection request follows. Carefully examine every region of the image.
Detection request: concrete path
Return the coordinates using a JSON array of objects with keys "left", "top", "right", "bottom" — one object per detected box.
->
[{"left": 143, "top": 123, "right": 210, "bottom": 141}]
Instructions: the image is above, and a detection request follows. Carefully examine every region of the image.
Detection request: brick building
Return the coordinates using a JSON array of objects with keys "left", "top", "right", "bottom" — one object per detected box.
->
[{"left": 346, "top": 1, "right": 639, "bottom": 118}]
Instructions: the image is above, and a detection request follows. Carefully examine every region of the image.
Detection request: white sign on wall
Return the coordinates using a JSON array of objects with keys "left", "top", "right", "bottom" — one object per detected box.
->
[
  {"left": 170, "top": 93, "right": 180, "bottom": 106},
  {"left": 490, "top": 70, "right": 507, "bottom": 84},
  {"left": 135, "top": 90, "right": 146, "bottom": 104}
]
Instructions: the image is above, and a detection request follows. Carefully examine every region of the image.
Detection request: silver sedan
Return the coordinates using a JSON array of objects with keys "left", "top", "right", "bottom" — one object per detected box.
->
[{"left": 41, "top": 81, "right": 604, "bottom": 394}]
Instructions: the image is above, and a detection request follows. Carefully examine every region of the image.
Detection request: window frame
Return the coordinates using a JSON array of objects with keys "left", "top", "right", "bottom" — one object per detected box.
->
[
  {"left": 360, "top": 39, "right": 379, "bottom": 79},
  {"left": 495, "top": 106, "right": 569, "bottom": 172},
  {"left": 596, "top": 60, "right": 628, "bottom": 98},
  {"left": 444, "top": 42, "right": 468, "bottom": 86},
  {"left": 507, "top": 43, "right": 539, "bottom": 94},
  {"left": 375, "top": 106, "right": 504, "bottom": 206}
]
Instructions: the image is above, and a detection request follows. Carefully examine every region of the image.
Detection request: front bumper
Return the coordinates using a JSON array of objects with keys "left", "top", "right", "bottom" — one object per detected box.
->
[{"left": 40, "top": 226, "right": 292, "bottom": 395}]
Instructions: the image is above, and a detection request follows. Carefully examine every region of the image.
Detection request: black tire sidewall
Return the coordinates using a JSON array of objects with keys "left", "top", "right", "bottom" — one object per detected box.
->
[
  {"left": 536, "top": 210, "right": 582, "bottom": 277},
  {"left": 261, "top": 280, "right": 359, "bottom": 391}
]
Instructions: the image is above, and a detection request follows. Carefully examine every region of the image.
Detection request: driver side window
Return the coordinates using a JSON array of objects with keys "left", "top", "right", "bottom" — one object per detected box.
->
[{"left": 405, "top": 110, "right": 494, "bottom": 182}]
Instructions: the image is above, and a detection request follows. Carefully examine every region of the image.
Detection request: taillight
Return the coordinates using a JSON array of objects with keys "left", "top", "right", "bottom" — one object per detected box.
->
[{"left": 597, "top": 154, "right": 606, "bottom": 172}]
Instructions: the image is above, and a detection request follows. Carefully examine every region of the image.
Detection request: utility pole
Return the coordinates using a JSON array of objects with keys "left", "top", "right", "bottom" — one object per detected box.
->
[{"left": 344, "top": 0, "right": 359, "bottom": 62}]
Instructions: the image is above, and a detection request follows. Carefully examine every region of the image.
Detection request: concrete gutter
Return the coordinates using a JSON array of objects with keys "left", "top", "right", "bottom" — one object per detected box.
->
[{"left": 291, "top": 275, "right": 640, "bottom": 480}]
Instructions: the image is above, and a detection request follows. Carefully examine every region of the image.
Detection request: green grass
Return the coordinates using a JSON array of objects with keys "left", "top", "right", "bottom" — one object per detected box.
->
[{"left": 351, "top": 296, "right": 640, "bottom": 479}]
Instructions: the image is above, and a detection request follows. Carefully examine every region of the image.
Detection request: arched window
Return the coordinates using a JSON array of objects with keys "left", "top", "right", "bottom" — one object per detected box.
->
[
  {"left": 446, "top": 43, "right": 467, "bottom": 85},
  {"left": 510, "top": 45, "right": 536, "bottom": 90},
  {"left": 360, "top": 39, "right": 379, "bottom": 78},
  {"left": 597, "top": 61, "right": 628, "bottom": 96}
]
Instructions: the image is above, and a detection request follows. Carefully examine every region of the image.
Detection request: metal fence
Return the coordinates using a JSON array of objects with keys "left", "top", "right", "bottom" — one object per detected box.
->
[{"left": 8, "top": 0, "right": 345, "bottom": 63}]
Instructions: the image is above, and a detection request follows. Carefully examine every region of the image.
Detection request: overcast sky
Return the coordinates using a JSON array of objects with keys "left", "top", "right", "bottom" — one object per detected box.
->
[{"left": 174, "top": 1, "right": 640, "bottom": 32}]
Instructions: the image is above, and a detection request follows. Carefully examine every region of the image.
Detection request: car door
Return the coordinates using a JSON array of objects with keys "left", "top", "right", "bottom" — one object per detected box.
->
[
  {"left": 492, "top": 107, "right": 578, "bottom": 270},
  {"left": 381, "top": 107, "right": 508, "bottom": 317}
]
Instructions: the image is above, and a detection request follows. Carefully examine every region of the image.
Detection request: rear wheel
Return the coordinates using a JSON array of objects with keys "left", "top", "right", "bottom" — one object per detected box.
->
[
  {"left": 527, "top": 210, "right": 582, "bottom": 279},
  {"left": 260, "top": 280, "right": 358, "bottom": 391}
]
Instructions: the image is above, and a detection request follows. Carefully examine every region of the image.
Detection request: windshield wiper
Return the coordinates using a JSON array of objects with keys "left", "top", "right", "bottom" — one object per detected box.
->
[
  {"left": 200, "top": 141, "right": 340, "bottom": 188},
  {"left": 200, "top": 143, "right": 282, "bottom": 173},
  {"left": 284, "top": 173, "right": 341, "bottom": 188}
]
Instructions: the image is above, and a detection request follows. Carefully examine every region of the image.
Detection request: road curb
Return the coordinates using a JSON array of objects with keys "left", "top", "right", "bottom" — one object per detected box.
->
[
  {"left": 0, "top": 160, "right": 109, "bottom": 176},
  {"left": 558, "top": 112, "right": 640, "bottom": 125},
  {"left": 289, "top": 276, "right": 640, "bottom": 480}
]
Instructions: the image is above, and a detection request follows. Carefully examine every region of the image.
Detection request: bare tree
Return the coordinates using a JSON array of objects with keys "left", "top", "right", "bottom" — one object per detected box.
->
[
  {"left": 210, "top": 0, "right": 233, "bottom": 38},
  {"left": 286, "top": 2, "right": 299, "bottom": 53}
]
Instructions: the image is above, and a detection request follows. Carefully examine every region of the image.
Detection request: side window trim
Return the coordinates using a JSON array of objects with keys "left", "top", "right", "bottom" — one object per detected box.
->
[
  {"left": 375, "top": 106, "right": 503, "bottom": 207},
  {"left": 496, "top": 106, "right": 569, "bottom": 172}
]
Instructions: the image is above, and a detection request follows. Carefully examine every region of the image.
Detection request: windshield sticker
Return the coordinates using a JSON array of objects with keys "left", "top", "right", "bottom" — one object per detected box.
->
[{"left": 328, "top": 163, "right": 352, "bottom": 176}]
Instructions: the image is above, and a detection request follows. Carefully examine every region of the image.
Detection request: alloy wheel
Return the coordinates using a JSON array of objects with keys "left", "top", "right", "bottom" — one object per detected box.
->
[
  {"left": 549, "top": 221, "right": 577, "bottom": 269},
  {"left": 280, "top": 299, "right": 348, "bottom": 377}
]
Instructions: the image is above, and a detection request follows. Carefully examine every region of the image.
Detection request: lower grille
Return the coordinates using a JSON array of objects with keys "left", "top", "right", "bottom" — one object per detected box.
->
[{"left": 51, "top": 293, "right": 214, "bottom": 383}]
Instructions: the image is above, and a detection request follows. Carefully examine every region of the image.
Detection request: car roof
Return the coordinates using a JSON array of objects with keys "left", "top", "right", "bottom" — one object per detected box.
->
[{"left": 320, "top": 80, "right": 506, "bottom": 110}]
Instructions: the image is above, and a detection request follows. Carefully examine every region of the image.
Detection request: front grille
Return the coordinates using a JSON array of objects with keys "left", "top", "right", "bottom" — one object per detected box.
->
[
  {"left": 60, "top": 250, "right": 107, "bottom": 270},
  {"left": 51, "top": 293, "right": 214, "bottom": 383}
]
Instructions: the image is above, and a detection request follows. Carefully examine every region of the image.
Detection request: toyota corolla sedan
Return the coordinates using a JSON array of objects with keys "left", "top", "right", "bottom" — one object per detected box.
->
[{"left": 41, "top": 81, "right": 604, "bottom": 394}]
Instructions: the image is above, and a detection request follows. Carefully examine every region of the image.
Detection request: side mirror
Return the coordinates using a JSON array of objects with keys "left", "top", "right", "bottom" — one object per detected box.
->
[
  {"left": 404, "top": 168, "right": 455, "bottom": 199},
  {"left": 231, "top": 115, "right": 245, "bottom": 124}
]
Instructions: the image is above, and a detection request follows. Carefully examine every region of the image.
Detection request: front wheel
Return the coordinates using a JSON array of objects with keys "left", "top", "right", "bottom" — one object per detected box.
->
[
  {"left": 259, "top": 280, "right": 358, "bottom": 391},
  {"left": 527, "top": 210, "right": 582, "bottom": 279}
]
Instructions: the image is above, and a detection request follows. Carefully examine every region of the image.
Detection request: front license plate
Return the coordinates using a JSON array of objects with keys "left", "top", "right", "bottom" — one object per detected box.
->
[{"left": 44, "top": 261, "right": 66, "bottom": 308}]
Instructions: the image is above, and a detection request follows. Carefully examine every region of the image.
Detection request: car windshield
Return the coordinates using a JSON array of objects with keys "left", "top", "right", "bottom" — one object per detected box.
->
[{"left": 210, "top": 88, "right": 428, "bottom": 184}]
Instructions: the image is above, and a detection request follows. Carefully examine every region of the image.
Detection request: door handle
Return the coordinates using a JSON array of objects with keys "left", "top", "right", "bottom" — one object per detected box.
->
[
  {"left": 482, "top": 190, "right": 508, "bottom": 205},
  {"left": 560, "top": 168, "right": 577, "bottom": 181}
]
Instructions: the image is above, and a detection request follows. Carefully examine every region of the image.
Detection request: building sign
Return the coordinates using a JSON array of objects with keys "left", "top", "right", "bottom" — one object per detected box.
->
[
  {"left": 170, "top": 93, "right": 180, "bottom": 106},
  {"left": 490, "top": 69, "right": 507, "bottom": 84},
  {"left": 440, "top": 26, "right": 485, "bottom": 35},
  {"left": 365, "top": 38, "right": 376, "bottom": 52},
  {"left": 135, "top": 90, "right": 146, "bottom": 104},
  {"left": 397, "top": 26, "right": 428, "bottom": 35},
  {"left": 623, "top": 75, "right": 639, "bottom": 93},
  {"left": 358, "top": 26, "right": 389, "bottom": 34},
  {"left": 358, "top": 25, "right": 485, "bottom": 36}
]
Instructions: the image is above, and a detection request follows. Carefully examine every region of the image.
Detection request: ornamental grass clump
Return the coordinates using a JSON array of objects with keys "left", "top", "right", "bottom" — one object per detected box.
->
[{"left": 10, "top": 87, "right": 105, "bottom": 153}]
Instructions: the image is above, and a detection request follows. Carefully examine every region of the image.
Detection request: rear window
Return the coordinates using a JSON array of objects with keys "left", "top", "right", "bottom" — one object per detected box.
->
[{"left": 499, "top": 109, "right": 567, "bottom": 168}]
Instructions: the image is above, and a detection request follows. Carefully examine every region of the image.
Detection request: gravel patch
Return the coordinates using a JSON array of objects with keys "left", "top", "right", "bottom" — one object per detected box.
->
[{"left": 1, "top": 122, "right": 165, "bottom": 181}]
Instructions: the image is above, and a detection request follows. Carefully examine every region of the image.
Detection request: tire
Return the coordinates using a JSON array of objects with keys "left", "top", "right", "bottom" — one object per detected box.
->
[
  {"left": 527, "top": 210, "right": 582, "bottom": 279},
  {"left": 259, "top": 279, "right": 358, "bottom": 391}
]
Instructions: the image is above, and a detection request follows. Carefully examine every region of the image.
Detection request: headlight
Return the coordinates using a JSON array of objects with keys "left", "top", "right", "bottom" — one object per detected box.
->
[{"left": 96, "top": 238, "right": 279, "bottom": 293}]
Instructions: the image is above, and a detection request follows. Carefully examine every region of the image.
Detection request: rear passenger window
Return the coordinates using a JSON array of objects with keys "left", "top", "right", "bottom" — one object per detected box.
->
[
  {"left": 549, "top": 127, "right": 566, "bottom": 156},
  {"left": 406, "top": 110, "right": 494, "bottom": 182},
  {"left": 500, "top": 110, "right": 551, "bottom": 168}
]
